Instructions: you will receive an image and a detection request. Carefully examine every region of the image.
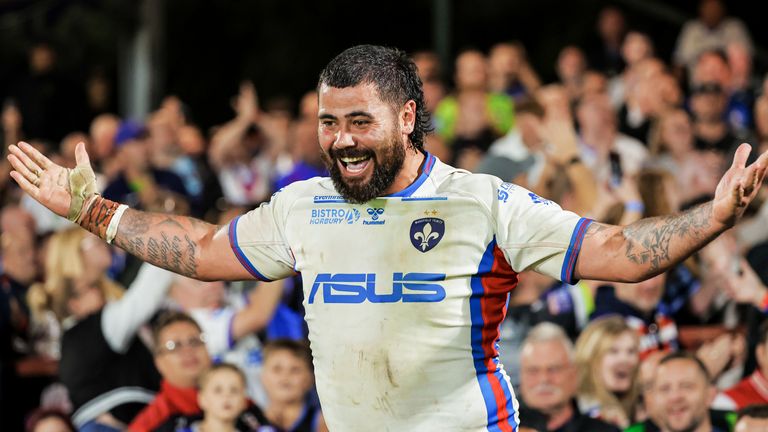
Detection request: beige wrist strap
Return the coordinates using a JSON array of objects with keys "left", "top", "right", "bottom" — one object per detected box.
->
[{"left": 67, "top": 164, "right": 97, "bottom": 222}]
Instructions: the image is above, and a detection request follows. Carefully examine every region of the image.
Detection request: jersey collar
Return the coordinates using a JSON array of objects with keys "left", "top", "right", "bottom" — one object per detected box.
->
[{"left": 385, "top": 151, "right": 436, "bottom": 198}]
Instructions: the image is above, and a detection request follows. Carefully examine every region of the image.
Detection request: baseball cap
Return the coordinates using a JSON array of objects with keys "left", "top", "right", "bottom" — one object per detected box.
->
[{"left": 114, "top": 120, "right": 147, "bottom": 147}]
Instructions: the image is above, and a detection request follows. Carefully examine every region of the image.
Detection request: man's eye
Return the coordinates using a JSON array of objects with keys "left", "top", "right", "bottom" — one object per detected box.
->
[{"left": 352, "top": 120, "right": 369, "bottom": 126}]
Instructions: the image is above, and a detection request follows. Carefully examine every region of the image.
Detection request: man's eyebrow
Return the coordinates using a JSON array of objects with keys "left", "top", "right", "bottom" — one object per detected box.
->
[
  {"left": 318, "top": 111, "right": 374, "bottom": 120},
  {"left": 345, "top": 111, "right": 374, "bottom": 119}
]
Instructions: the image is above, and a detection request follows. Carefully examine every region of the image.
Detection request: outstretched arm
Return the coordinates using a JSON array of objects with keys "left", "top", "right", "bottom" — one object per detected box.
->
[
  {"left": 575, "top": 144, "right": 768, "bottom": 283},
  {"left": 7, "top": 141, "right": 253, "bottom": 281}
]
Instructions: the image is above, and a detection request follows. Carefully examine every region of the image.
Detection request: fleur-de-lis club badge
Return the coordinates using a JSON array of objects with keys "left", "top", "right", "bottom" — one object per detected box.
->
[{"left": 410, "top": 218, "right": 445, "bottom": 252}]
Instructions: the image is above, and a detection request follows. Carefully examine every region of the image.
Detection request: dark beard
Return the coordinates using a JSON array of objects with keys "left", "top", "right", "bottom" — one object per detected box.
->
[{"left": 322, "top": 134, "right": 406, "bottom": 204}]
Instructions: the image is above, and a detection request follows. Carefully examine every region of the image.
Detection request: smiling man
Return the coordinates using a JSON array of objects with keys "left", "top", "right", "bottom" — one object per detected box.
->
[
  {"left": 647, "top": 352, "right": 729, "bottom": 432},
  {"left": 519, "top": 323, "right": 618, "bottom": 431},
  {"left": 7, "top": 44, "right": 768, "bottom": 431}
]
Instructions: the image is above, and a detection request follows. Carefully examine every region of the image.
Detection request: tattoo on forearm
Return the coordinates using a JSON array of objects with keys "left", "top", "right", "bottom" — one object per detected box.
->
[
  {"left": 620, "top": 202, "right": 713, "bottom": 271},
  {"left": 584, "top": 222, "right": 610, "bottom": 237},
  {"left": 112, "top": 209, "right": 209, "bottom": 278}
]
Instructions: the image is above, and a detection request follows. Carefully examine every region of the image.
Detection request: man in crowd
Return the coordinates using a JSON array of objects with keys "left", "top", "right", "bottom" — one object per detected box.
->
[
  {"left": 635, "top": 352, "right": 734, "bottom": 432},
  {"left": 518, "top": 322, "right": 618, "bottom": 431}
]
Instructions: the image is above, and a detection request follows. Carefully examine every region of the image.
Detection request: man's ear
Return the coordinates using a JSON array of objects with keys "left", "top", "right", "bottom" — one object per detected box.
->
[{"left": 400, "top": 100, "right": 416, "bottom": 135}]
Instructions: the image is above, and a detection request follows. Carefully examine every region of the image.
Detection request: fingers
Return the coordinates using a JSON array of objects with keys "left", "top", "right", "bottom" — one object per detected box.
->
[
  {"left": 753, "top": 149, "right": 768, "bottom": 187},
  {"left": 7, "top": 154, "right": 40, "bottom": 186},
  {"left": 730, "top": 143, "right": 752, "bottom": 170},
  {"left": 741, "top": 162, "right": 760, "bottom": 196},
  {"left": 741, "top": 150, "right": 768, "bottom": 197},
  {"left": 8, "top": 144, "right": 43, "bottom": 176},
  {"left": 19, "top": 141, "right": 54, "bottom": 169},
  {"left": 74, "top": 142, "right": 90, "bottom": 167},
  {"left": 9, "top": 170, "right": 39, "bottom": 197}
]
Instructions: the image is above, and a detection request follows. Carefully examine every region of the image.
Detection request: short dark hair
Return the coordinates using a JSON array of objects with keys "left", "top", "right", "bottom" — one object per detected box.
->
[
  {"left": 198, "top": 362, "right": 247, "bottom": 389},
  {"left": 263, "top": 338, "right": 314, "bottom": 370},
  {"left": 152, "top": 310, "right": 202, "bottom": 349},
  {"left": 658, "top": 351, "right": 712, "bottom": 383},
  {"left": 738, "top": 404, "right": 768, "bottom": 420},
  {"left": 317, "top": 44, "right": 433, "bottom": 151},
  {"left": 515, "top": 98, "right": 545, "bottom": 118},
  {"left": 736, "top": 404, "right": 768, "bottom": 420}
]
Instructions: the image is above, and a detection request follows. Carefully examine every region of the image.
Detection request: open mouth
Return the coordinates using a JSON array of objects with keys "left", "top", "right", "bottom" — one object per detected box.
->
[
  {"left": 338, "top": 155, "right": 372, "bottom": 175},
  {"left": 668, "top": 405, "right": 689, "bottom": 418},
  {"left": 613, "top": 369, "right": 631, "bottom": 380}
]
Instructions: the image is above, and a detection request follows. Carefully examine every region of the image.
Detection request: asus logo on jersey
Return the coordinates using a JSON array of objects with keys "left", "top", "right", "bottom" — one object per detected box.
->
[{"left": 308, "top": 272, "right": 446, "bottom": 304}]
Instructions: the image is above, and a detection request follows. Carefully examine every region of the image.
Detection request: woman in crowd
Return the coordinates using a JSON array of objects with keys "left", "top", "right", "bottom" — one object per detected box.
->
[
  {"left": 575, "top": 316, "right": 641, "bottom": 429},
  {"left": 26, "top": 226, "right": 123, "bottom": 359},
  {"left": 28, "top": 227, "right": 174, "bottom": 431}
]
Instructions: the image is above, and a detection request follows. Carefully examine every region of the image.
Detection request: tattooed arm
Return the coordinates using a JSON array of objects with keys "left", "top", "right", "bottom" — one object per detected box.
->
[
  {"left": 80, "top": 198, "right": 252, "bottom": 281},
  {"left": 574, "top": 145, "right": 768, "bottom": 283},
  {"left": 575, "top": 203, "right": 720, "bottom": 282},
  {"left": 7, "top": 141, "right": 253, "bottom": 281}
]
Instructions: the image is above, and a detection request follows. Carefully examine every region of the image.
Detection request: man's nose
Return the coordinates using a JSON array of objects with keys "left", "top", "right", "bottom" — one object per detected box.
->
[{"left": 334, "top": 128, "right": 355, "bottom": 149}]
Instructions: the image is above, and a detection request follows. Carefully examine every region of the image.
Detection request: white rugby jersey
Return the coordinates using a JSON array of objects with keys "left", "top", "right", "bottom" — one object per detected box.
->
[{"left": 228, "top": 153, "right": 592, "bottom": 432}]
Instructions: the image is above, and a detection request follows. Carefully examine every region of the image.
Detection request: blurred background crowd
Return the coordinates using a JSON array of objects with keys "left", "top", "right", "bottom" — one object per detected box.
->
[{"left": 3, "top": 0, "right": 768, "bottom": 431}]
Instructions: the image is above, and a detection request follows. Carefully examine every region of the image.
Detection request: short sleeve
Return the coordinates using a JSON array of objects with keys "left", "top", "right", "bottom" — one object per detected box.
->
[
  {"left": 228, "top": 191, "right": 296, "bottom": 281},
  {"left": 494, "top": 182, "right": 592, "bottom": 284}
]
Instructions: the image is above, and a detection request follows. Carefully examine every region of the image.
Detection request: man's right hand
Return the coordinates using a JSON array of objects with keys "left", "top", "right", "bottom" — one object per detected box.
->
[{"left": 7, "top": 141, "right": 97, "bottom": 221}]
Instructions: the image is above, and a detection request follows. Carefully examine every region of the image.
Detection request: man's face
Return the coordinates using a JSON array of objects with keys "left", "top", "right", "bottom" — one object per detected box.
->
[
  {"left": 489, "top": 45, "right": 522, "bottom": 77},
  {"left": 154, "top": 321, "right": 211, "bottom": 388},
  {"left": 455, "top": 51, "right": 487, "bottom": 91},
  {"left": 700, "top": 0, "right": 724, "bottom": 28},
  {"left": 691, "top": 90, "right": 726, "bottom": 122},
  {"left": 516, "top": 113, "right": 544, "bottom": 150},
  {"left": 1, "top": 229, "right": 37, "bottom": 284},
  {"left": 652, "top": 359, "right": 714, "bottom": 432},
  {"left": 577, "top": 94, "right": 615, "bottom": 135},
  {"left": 118, "top": 140, "right": 149, "bottom": 170},
  {"left": 318, "top": 83, "right": 411, "bottom": 204},
  {"left": 519, "top": 340, "right": 577, "bottom": 414}
]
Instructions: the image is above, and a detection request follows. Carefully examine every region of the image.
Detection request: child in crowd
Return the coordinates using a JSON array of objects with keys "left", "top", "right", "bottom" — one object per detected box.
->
[
  {"left": 260, "top": 340, "right": 327, "bottom": 432},
  {"left": 181, "top": 363, "right": 249, "bottom": 432}
]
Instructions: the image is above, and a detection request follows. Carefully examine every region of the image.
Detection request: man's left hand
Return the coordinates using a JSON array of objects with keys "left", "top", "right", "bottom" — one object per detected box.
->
[{"left": 712, "top": 143, "right": 768, "bottom": 228}]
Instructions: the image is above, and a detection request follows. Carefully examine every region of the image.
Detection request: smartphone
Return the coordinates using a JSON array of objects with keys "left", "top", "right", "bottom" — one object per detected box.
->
[{"left": 609, "top": 151, "right": 622, "bottom": 187}]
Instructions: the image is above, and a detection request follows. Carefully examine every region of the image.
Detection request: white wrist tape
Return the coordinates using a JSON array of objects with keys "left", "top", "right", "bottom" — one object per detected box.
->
[{"left": 105, "top": 204, "right": 129, "bottom": 244}]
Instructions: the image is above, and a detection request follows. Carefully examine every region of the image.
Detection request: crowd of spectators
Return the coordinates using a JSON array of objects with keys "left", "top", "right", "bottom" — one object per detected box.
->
[{"left": 3, "top": 1, "right": 768, "bottom": 430}]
